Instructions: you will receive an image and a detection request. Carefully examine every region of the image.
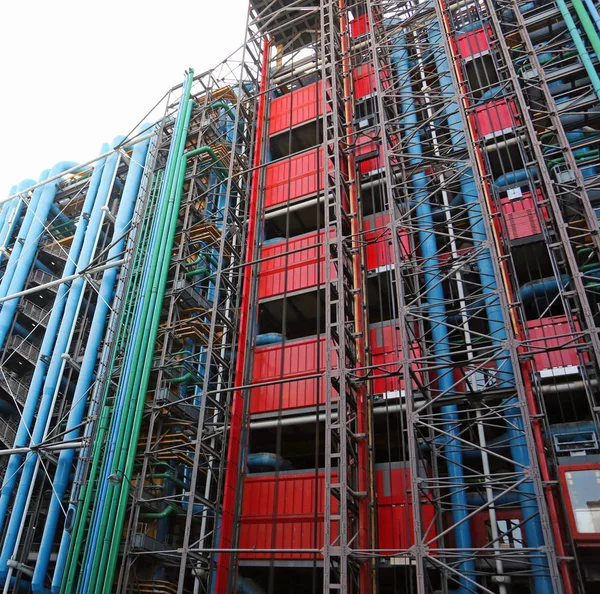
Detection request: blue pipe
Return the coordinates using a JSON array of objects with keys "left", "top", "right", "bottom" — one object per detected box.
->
[
  {"left": 0, "top": 162, "right": 78, "bottom": 351},
  {"left": 0, "top": 160, "right": 95, "bottom": 542},
  {"left": 432, "top": 20, "right": 553, "bottom": 594},
  {"left": 0, "top": 175, "right": 47, "bottom": 294},
  {"left": 393, "top": 31, "right": 475, "bottom": 593},
  {"left": 520, "top": 268, "right": 600, "bottom": 305},
  {"left": 0, "top": 185, "right": 17, "bottom": 247},
  {"left": 583, "top": 0, "right": 600, "bottom": 33},
  {"left": 31, "top": 131, "right": 152, "bottom": 593},
  {"left": 237, "top": 576, "right": 266, "bottom": 594},
  {"left": 246, "top": 453, "right": 294, "bottom": 472},
  {"left": 0, "top": 144, "right": 123, "bottom": 584},
  {"left": 0, "top": 180, "right": 37, "bottom": 266},
  {"left": 78, "top": 100, "right": 191, "bottom": 592}
]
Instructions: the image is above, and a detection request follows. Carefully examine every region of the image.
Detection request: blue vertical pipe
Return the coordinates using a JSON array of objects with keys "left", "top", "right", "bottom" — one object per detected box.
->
[
  {"left": 0, "top": 161, "right": 94, "bottom": 540},
  {"left": 0, "top": 162, "right": 78, "bottom": 351},
  {"left": 430, "top": 22, "right": 552, "bottom": 594},
  {"left": 0, "top": 185, "right": 17, "bottom": 243},
  {"left": 393, "top": 35, "right": 475, "bottom": 594},
  {"left": 0, "top": 177, "right": 42, "bottom": 282},
  {"left": 0, "top": 144, "right": 123, "bottom": 583},
  {"left": 30, "top": 132, "right": 152, "bottom": 592},
  {"left": 77, "top": 100, "right": 191, "bottom": 592}
]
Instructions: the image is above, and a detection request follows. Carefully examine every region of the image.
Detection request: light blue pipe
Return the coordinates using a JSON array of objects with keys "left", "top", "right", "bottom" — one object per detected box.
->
[
  {"left": 583, "top": 0, "right": 600, "bottom": 33},
  {"left": 432, "top": 20, "right": 553, "bottom": 594},
  {"left": 0, "top": 144, "right": 123, "bottom": 583},
  {"left": 0, "top": 154, "right": 109, "bottom": 533},
  {"left": 31, "top": 131, "right": 152, "bottom": 593},
  {"left": 246, "top": 453, "right": 294, "bottom": 472},
  {"left": 78, "top": 102, "right": 192, "bottom": 593},
  {"left": 0, "top": 176, "right": 45, "bottom": 290},
  {"left": 0, "top": 162, "right": 77, "bottom": 353},
  {"left": 393, "top": 32, "right": 475, "bottom": 594},
  {"left": 0, "top": 185, "right": 17, "bottom": 244}
]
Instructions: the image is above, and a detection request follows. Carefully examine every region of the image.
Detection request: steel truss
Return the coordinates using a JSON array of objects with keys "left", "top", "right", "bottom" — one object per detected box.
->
[
  {"left": 115, "top": 42, "right": 262, "bottom": 594},
  {"left": 362, "top": 0, "right": 565, "bottom": 592}
]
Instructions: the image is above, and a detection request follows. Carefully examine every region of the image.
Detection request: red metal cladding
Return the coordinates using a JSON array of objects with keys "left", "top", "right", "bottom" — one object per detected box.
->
[
  {"left": 455, "top": 25, "right": 492, "bottom": 58},
  {"left": 264, "top": 148, "right": 333, "bottom": 210},
  {"left": 269, "top": 81, "right": 325, "bottom": 137},
  {"left": 353, "top": 63, "right": 390, "bottom": 100},
  {"left": 238, "top": 465, "right": 436, "bottom": 557},
  {"left": 527, "top": 315, "right": 588, "bottom": 373},
  {"left": 470, "top": 98, "right": 519, "bottom": 138},
  {"left": 258, "top": 229, "right": 335, "bottom": 300},
  {"left": 363, "top": 213, "right": 409, "bottom": 271},
  {"left": 250, "top": 335, "right": 336, "bottom": 414},
  {"left": 500, "top": 191, "right": 548, "bottom": 240},
  {"left": 559, "top": 463, "right": 600, "bottom": 544},
  {"left": 355, "top": 133, "right": 383, "bottom": 175},
  {"left": 238, "top": 471, "right": 339, "bottom": 559},
  {"left": 350, "top": 13, "right": 370, "bottom": 37},
  {"left": 369, "top": 320, "right": 422, "bottom": 397}
]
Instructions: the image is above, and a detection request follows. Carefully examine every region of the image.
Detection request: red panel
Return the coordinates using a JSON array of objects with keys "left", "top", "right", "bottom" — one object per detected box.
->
[
  {"left": 264, "top": 148, "right": 333, "bottom": 210},
  {"left": 239, "top": 466, "right": 436, "bottom": 557},
  {"left": 353, "top": 64, "right": 390, "bottom": 100},
  {"left": 363, "top": 213, "right": 409, "bottom": 271},
  {"left": 350, "top": 14, "right": 370, "bottom": 37},
  {"left": 250, "top": 335, "right": 336, "bottom": 414},
  {"left": 470, "top": 98, "right": 519, "bottom": 138},
  {"left": 258, "top": 229, "right": 334, "bottom": 299},
  {"left": 500, "top": 190, "right": 547, "bottom": 240},
  {"left": 456, "top": 25, "right": 492, "bottom": 58},
  {"left": 369, "top": 320, "right": 422, "bottom": 396},
  {"left": 527, "top": 315, "right": 587, "bottom": 373},
  {"left": 269, "top": 82, "right": 324, "bottom": 137},
  {"left": 238, "top": 471, "right": 338, "bottom": 559},
  {"left": 355, "top": 133, "right": 383, "bottom": 175},
  {"left": 377, "top": 504, "right": 437, "bottom": 551}
]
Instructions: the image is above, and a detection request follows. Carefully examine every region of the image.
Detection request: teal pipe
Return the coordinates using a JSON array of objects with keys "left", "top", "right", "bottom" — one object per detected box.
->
[{"left": 555, "top": 0, "right": 600, "bottom": 101}]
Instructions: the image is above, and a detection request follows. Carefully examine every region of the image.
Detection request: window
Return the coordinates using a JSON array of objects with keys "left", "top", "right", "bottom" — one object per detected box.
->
[{"left": 565, "top": 469, "right": 600, "bottom": 534}]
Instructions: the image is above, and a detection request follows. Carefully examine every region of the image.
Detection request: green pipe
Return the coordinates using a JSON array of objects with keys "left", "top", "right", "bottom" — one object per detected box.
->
[
  {"left": 209, "top": 100, "right": 244, "bottom": 136},
  {"left": 146, "top": 473, "right": 188, "bottom": 490},
  {"left": 91, "top": 101, "right": 195, "bottom": 591},
  {"left": 84, "top": 84, "right": 195, "bottom": 593},
  {"left": 61, "top": 406, "right": 110, "bottom": 593},
  {"left": 555, "top": 0, "right": 600, "bottom": 101},
  {"left": 100, "top": 138, "right": 226, "bottom": 593},
  {"left": 166, "top": 372, "right": 198, "bottom": 384},
  {"left": 140, "top": 503, "right": 202, "bottom": 523},
  {"left": 64, "top": 170, "right": 168, "bottom": 593},
  {"left": 572, "top": 0, "right": 600, "bottom": 63},
  {"left": 547, "top": 148, "right": 599, "bottom": 169},
  {"left": 185, "top": 267, "right": 210, "bottom": 277}
]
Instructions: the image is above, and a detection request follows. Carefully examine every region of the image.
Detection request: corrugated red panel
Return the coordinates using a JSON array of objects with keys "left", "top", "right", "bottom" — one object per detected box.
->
[
  {"left": 455, "top": 25, "right": 492, "bottom": 58},
  {"left": 239, "top": 465, "right": 436, "bottom": 557},
  {"left": 238, "top": 471, "right": 338, "bottom": 559},
  {"left": 353, "top": 64, "right": 390, "bottom": 100},
  {"left": 370, "top": 320, "right": 422, "bottom": 396},
  {"left": 258, "top": 229, "right": 334, "bottom": 299},
  {"left": 363, "top": 213, "right": 409, "bottom": 271},
  {"left": 501, "top": 190, "right": 547, "bottom": 240},
  {"left": 527, "top": 316, "right": 586, "bottom": 373},
  {"left": 355, "top": 133, "right": 383, "bottom": 175},
  {"left": 470, "top": 98, "right": 519, "bottom": 138},
  {"left": 264, "top": 148, "right": 332, "bottom": 210},
  {"left": 350, "top": 14, "right": 370, "bottom": 37},
  {"left": 250, "top": 335, "right": 336, "bottom": 414},
  {"left": 269, "top": 82, "right": 324, "bottom": 137}
]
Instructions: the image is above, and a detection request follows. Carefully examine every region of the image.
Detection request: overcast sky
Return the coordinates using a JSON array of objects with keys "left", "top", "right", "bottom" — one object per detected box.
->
[{"left": 0, "top": 0, "right": 249, "bottom": 195}]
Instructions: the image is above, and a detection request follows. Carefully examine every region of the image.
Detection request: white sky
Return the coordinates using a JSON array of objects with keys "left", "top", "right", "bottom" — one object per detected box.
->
[{"left": 0, "top": 0, "right": 249, "bottom": 195}]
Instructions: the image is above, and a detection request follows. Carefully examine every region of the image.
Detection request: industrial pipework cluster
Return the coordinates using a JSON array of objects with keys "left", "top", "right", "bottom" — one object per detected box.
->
[{"left": 0, "top": 0, "right": 599, "bottom": 593}]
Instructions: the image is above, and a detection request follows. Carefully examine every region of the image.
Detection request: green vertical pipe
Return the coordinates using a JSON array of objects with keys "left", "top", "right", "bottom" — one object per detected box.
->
[
  {"left": 100, "top": 142, "right": 226, "bottom": 593},
  {"left": 572, "top": 0, "right": 600, "bottom": 61},
  {"left": 85, "top": 97, "right": 195, "bottom": 593},
  {"left": 60, "top": 405, "right": 110, "bottom": 593},
  {"left": 66, "top": 72, "right": 194, "bottom": 593},
  {"left": 555, "top": 0, "right": 600, "bottom": 101}
]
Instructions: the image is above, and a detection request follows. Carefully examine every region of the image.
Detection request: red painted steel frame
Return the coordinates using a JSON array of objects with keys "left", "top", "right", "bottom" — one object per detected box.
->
[
  {"left": 214, "top": 37, "right": 270, "bottom": 594},
  {"left": 559, "top": 463, "right": 600, "bottom": 544},
  {"left": 443, "top": 10, "right": 576, "bottom": 594}
]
